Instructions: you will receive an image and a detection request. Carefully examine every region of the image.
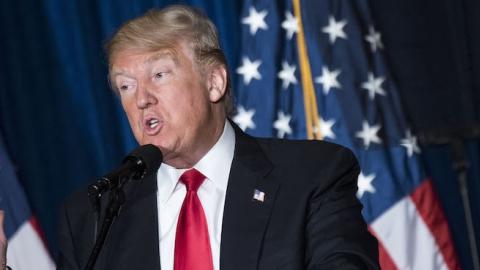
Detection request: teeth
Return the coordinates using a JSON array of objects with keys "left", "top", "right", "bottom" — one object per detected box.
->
[{"left": 148, "top": 119, "right": 159, "bottom": 129}]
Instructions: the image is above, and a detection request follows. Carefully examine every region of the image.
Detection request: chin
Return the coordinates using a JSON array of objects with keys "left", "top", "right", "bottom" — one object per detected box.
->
[{"left": 150, "top": 142, "right": 170, "bottom": 155}]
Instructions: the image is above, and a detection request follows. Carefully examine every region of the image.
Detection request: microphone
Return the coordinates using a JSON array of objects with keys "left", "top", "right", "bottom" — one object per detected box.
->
[
  {"left": 88, "top": 144, "right": 163, "bottom": 200},
  {"left": 84, "top": 144, "right": 162, "bottom": 270}
]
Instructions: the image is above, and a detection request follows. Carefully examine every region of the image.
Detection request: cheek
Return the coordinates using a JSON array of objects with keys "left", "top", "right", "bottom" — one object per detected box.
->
[
  {"left": 121, "top": 100, "right": 139, "bottom": 126},
  {"left": 120, "top": 94, "right": 136, "bottom": 114}
]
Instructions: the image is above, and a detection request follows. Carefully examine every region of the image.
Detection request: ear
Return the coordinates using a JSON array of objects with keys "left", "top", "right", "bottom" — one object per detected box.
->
[{"left": 207, "top": 65, "right": 227, "bottom": 103}]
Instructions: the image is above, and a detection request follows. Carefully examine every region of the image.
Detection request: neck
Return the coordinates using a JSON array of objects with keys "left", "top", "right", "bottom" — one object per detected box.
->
[{"left": 164, "top": 114, "right": 226, "bottom": 169}]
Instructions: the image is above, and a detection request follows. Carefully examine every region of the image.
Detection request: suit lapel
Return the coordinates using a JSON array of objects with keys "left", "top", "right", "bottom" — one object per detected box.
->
[
  {"left": 102, "top": 173, "right": 161, "bottom": 269},
  {"left": 220, "top": 124, "right": 279, "bottom": 270}
]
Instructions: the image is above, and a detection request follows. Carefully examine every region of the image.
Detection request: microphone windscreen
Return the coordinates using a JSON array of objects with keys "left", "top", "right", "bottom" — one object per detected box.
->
[{"left": 125, "top": 144, "right": 163, "bottom": 178}]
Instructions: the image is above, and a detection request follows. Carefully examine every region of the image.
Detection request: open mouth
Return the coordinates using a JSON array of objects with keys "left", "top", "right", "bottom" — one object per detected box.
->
[
  {"left": 148, "top": 118, "right": 159, "bottom": 128},
  {"left": 143, "top": 117, "right": 162, "bottom": 135}
]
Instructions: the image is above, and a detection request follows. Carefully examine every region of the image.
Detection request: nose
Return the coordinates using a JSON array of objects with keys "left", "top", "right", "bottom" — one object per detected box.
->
[{"left": 135, "top": 83, "right": 157, "bottom": 109}]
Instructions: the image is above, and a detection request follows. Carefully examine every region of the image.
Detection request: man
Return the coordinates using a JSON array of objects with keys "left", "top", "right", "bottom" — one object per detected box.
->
[{"left": 58, "top": 5, "right": 379, "bottom": 270}]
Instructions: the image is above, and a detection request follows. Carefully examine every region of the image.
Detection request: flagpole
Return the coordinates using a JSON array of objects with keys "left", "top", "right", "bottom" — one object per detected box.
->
[{"left": 293, "top": 0, "right": 322, "bottom": 140}]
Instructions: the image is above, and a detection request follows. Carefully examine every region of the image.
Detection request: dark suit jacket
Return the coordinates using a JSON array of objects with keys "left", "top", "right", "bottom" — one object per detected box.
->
[{"left": 57, "top": 125, "right": 379, "bottom": 270}]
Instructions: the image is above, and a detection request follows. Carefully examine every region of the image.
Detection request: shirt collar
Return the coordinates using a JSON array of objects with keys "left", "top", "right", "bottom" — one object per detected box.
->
[{"left": 157, "top": 120, "right": 235, "bottom": 204}]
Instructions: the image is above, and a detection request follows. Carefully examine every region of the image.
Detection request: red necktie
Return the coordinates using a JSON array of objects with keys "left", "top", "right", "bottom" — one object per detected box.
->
[{"left": 174, "top": 169, "right": 214, "bottom": 270}]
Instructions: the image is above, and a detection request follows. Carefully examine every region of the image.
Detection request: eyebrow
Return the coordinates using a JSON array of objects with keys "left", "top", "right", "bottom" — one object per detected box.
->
[
  {"left": 146, "top": 51, "right": 179, "bottom": 65},
  {"left": 110, "top": 71, "right": 135, "bottom": 79},
  {"left": 110, "top": 50, "right": 180, "bottom": 79}
]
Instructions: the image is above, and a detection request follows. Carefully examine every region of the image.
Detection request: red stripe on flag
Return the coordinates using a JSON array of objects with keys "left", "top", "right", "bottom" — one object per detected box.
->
[
  {"left": 369, "top": 227, "right": 398, "bottom": 270},
  {"left": 29, "top": 216, "right": 51, "bottom": 254},
  {"left": 410, "top": 178, "right": 460, "bottom": 270}
]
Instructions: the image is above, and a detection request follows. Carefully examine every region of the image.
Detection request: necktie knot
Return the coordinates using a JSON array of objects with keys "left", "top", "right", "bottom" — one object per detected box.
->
[{"left": 180, "top": 168, "right": 205, "bottom": 192}]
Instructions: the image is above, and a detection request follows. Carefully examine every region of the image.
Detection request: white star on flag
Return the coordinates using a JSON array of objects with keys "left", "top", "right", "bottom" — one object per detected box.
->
[
  {"left": 236, "top": 56, "right": 262, "bottom": 85},
  {"left": 281, "top": 11, "right": 298, "bottom": 40},
  {"left": 361, "top": 72, "right": 386, "bottom": 100},
  {"left": 357, "top": 171, "right": 376, "bottom": 198},
  {"left": 355, "top": 120, "right": 382, "bottom": 148},
  {"left": 365, "top": 26, "right": 384, "bottom": 52},
  {"left": 314, "top": 116, "right": 336, "bottom": 139},
  {"left": 401, "top": 130, "right": 421, "bottom": 157},
  {"left": 233, "top": 106, "right": 256, "bottom": 131},
  {"left": 273, "top": 111, "right": 292, "bottom": 138},
  {"left": 322, "top": 16, "right": 347, "bottom": 44},
  {"left": 315, "top": 66, "right": 341, "bottom": 94},
  {"left": 241, "top": 7, "right": 268, "bottom": 35},
  {"left": 278, "top": 61, "right": 298, "bottom": 89}
]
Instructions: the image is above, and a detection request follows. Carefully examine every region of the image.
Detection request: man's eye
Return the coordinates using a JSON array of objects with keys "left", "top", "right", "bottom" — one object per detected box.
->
[
  {"left": 119, "top": 85, "right": 132, "bottom": 91},
  {"left": 154, "top": 72, "right": 169, "bottom": 79}
]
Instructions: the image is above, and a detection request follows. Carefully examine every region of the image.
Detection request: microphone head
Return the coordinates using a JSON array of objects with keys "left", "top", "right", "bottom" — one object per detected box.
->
[{"left": 124, "top": 144, "right": 163, "bottom": 180}]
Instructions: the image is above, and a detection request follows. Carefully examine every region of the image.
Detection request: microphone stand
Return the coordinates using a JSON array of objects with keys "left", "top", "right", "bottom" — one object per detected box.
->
[
  {"left": 84, "top": 176, "right": 128, "bottom": 270},
  {"left": 418, "top": 124, "right": 480, "bottom": 270},
  {"left": 89, "top": 190, "right": 101, "bottom": 243},
  {"left": 451, "top": 140, "right": 480, "bottom": 270}
]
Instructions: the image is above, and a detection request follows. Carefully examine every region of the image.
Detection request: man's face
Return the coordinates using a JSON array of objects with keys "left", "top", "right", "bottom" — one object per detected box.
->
[{"left": 110, "top": 40, "right": 226, "bottom": 168}]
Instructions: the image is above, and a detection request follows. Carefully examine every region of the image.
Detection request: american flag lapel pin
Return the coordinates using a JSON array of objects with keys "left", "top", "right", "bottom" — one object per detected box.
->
[{"left": 253, "top": 189, "right": 266, "bottom": 202}]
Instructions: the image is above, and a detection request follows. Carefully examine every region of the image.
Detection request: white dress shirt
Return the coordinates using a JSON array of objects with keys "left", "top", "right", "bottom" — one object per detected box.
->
[{"left": 156, "top": 121, "right": 235, "bottom": 270}]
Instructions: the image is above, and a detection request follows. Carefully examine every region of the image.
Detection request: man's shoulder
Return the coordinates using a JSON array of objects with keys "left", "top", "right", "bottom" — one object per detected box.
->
[
  {"left": 255, "top": 137, "right": 356, "bottom": 165},
  {"left": 230, "top": 120, "right": 354, "bottom": 162},
  {"left": 245, "top": 136, "right": 360, "bottom": 187},
  {"left": 60, "top": 186, "right": 93, "bottom": 216}
]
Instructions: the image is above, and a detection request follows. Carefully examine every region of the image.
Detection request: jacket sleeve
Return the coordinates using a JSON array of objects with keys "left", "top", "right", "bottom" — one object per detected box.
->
[{"left": 305, "top": 147, "right": 380, "bottom": 270}]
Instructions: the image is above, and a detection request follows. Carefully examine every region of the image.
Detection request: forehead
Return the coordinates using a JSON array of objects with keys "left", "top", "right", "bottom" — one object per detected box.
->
[
  {"left": 110, "top": 50, "right": 177, "bottom": 72},
  {"left": 111, "top": 40, "right": 196, "bottom": 70}
]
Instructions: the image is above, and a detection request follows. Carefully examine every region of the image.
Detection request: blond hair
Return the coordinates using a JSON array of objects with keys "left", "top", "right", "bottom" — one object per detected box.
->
[{"left": 105, "top": 5, "right": 233, "bottom": 114}]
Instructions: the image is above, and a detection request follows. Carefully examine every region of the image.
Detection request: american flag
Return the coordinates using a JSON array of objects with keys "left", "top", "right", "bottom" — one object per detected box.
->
[
  {"left": 232, "top": 0, "right": 460, "bottom": 269},
  {"left": 253, "top": 189, "right": 266, "bottom": 202},
  {"left": 0, "top": 134, "right": 55, "bottom": 270}
]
